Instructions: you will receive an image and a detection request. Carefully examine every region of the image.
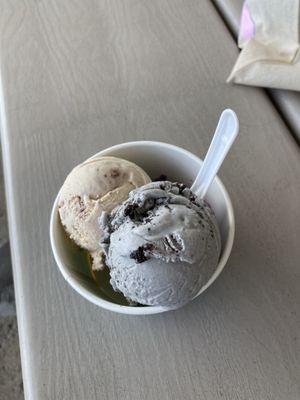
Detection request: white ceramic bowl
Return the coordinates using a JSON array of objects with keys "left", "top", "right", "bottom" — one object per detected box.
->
[{"left": 50, "top": 141, "right": 235, "bottom": 315}]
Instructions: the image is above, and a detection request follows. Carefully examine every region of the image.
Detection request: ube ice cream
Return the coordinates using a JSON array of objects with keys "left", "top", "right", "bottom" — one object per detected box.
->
[
  {"left": 100, "top": 181, "right": 221, "bottom": 307},
  {"left": 58, "top": 156, "right": 151, "bottom": 270}
]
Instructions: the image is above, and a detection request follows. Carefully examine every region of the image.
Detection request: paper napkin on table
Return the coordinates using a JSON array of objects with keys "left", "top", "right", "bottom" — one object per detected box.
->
[{"left": 228, "top": 0, "right": 300, "bottom": 91}]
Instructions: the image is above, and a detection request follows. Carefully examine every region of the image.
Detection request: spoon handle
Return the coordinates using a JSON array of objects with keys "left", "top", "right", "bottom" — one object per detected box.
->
[{"left": 191, "top": 109, "right": 239, "bottom": 199}]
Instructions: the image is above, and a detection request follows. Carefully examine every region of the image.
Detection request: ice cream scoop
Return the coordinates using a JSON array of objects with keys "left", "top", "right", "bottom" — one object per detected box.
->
[
  {"left": 99, "top": 109, "right": 239, "bottom": 308},
  {"left": 100, "top": 181, "right": 221, "bottom": 307},
  {"left": 58, "top": 156, "right": 151, "bottom": 270}
]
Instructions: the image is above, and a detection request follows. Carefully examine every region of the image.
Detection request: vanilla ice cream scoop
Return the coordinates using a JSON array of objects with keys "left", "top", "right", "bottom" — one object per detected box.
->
[
  {"left": 100, "top": 181, "right": 221, "bottom": 307},
  {"left": 58, "top": 157, "right": 151, "bottom": 270}
]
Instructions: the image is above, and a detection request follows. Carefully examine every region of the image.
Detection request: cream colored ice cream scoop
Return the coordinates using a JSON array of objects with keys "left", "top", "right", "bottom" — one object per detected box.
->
[{"left": 58, "top": 156, "right": 151, "bottom": 270}]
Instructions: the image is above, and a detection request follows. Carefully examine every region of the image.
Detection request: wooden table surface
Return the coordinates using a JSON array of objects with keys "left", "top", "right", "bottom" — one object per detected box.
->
[{"left": 1, "top": 1, "right": 299, "bottom": 399}]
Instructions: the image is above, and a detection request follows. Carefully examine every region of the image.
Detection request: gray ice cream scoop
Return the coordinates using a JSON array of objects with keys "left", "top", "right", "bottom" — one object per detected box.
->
[{"left": 100, "top": 181, "right": 221, "bottom": 307}]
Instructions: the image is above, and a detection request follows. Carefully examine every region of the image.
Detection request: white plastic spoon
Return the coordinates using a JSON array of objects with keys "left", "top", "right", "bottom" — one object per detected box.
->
[{"left": 190, "top": 109, "right": 239, "bottom": 198}]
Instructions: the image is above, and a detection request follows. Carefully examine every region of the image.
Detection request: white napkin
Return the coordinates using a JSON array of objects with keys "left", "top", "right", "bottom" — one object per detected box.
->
[{"left": 228, "top": 0, "right": 300, "bottom": 91}]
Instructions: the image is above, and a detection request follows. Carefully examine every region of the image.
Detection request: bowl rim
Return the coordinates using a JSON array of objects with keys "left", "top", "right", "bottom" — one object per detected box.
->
[{"left": 50, "top": 140, "right": 235, "bottom": 315}]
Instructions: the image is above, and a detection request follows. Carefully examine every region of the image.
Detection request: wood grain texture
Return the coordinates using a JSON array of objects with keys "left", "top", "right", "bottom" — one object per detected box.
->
[
  {"left": 212, "top": 0, "right": 300, "bottom": 144},
  {"left": 0, "top": 1, "right": 299, "bottom": 399}
]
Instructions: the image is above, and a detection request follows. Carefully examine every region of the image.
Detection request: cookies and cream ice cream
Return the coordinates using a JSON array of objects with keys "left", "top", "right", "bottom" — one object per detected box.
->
[
  {"left": 100, "top": 181, "right": 221, "bottom": 307},
  {"left": 58, "top": 156, "right": 151, "bottom": 270}
]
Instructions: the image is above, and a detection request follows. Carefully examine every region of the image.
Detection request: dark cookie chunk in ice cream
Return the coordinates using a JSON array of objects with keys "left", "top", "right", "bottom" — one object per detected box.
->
[{"left": 130, "top": 244, "right": 155, "bottom": 263}]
